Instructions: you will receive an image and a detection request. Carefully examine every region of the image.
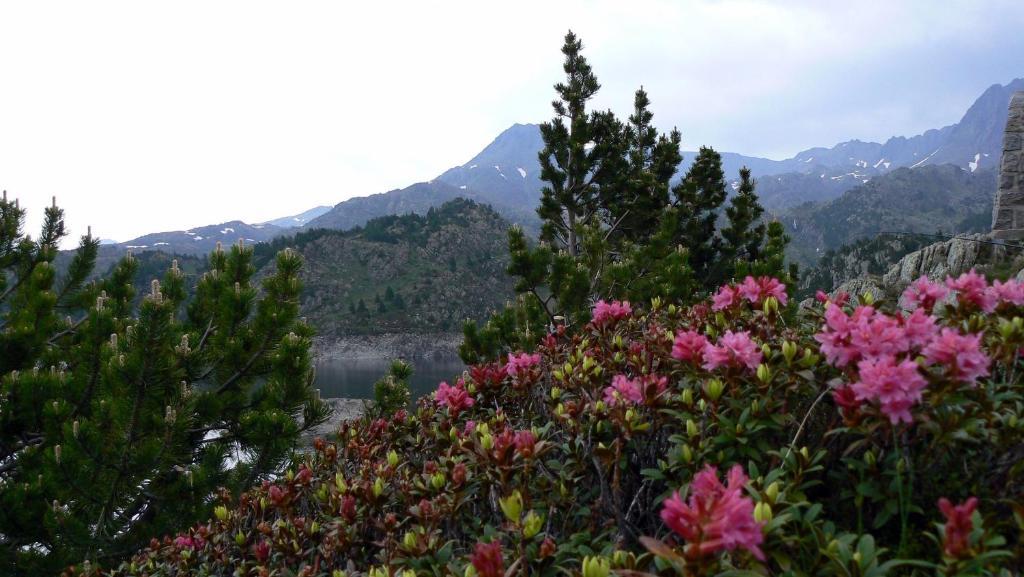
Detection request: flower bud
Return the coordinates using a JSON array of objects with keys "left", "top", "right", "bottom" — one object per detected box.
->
[
  {"left": 480, "top": 432, "right": 494, "bottom": 451},
  {"left": 765, "top": 481, "right": 780, "bottom": 503},
  {"left": 333, "top": 571, "right": 348, "bottom": 577},
  {"left": 624, "top": 408, "right": 636, "bottom": 422},
  {"left": 387, "top": 450, "right": 399, "bottom": 468},
  {"left": 782, "top": 341, "right": 797, "bottom": 364},
  {"left": 403, "top": 531, "right": 417, "bottom": 550},
  {"left": 612, "top": 550, "right": 630, "bottom": 567},
  {"left": 550, "top": 387, "right": 561, "bottom": 400},
  {"left": 762, "top": 295, "right": 779, "bottom": 316},
  {"left": 464, "top": 565, "right": 478, "bottom": 577},
  {"left": 499, "top": 490, "right": 523, "bottom": 522},
  {"left": 861, "top": 291, "right": 874, "bottom": 305},
  {"left": 703, "top": 379, "right": 724, "bottom": 402},
  {"left": 431, "top": 472, "right": 446, "bottom": 490},
  {"left": 235, "top": 531, "right": 246, "bottom": 546},
  {"left": 582, "top": 556, "right": 610, "bottom": 577},
  {"left": 214, "top": 505, "right": 229, "bottom": 521},
  {"left": 401, "top": 571, "right": 415, "bottom": 577},
  {"left": 681, "top": 444, "right": 693, "bottom": 463},
  {"left": 373, "top": 477, "right": 384, "bottom": 497},
  {"left": 686, "top": 419, "right": 698, "bottom": 438},
  {"left": 595, "top": 401, "right": 606, "bottom": 412},
  {"left": 756, "top": 363, "right": 771, "bottom": 383},
  {"left": 72, "top": 420, "right": 80, "bottom": 439},
  {"left": 681, "top": 388, "right": 693, "bottom": 406},
  {"left": 754, "top": 501, "right": 773, "bottom": 523},
  {"left": 335, "top": 473, "right": 348, "bottom": 494},
  {"left": 523, "top": 510, "right": 543, "bottom": 539},
  {"left": 54, "top": 444, "right": 61, "bottom": 465}
]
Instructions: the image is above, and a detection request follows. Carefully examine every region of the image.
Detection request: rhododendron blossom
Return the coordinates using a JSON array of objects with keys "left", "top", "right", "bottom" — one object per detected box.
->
[
  {"left": 703, "top": 330, "right": 762, "bottom": 372},
  {"left": 938, "top": 497, "right": 978, "bottom": 558},
  {"left": 850, "top": 355, "right": 928, "bottom": 424},
  {"left": 505, "top": 352, "right": 541, "bottom": 377},
  {"left": 434, "top": 380, "right": 475, "bottom": 415},
  {"left": 603, "top": 374, "right": 643, "bottom": 405},
  {"left": 992, "top": 278, "right": 1024, "bottom": 306},
  {"left": 737, "top": 276, "right": 788, "bottom": 307},
  {"left": 513, "top": 430, "right": 537, "bottom": 458},
  {"left": 672, "top": 330, "right": 709, "bottom": 364},
  {"left": 712, "top": 285, "right": 738, "bottom": 311},
  {"left": 946, "top": 269, "right": 997, "bottom": 312},
  {"left": 660, "top": 464, "right": 765, "bottom": 561},
  {"left": 902, "top": 276, "right": 948, "bottom": 311},
  {"left": 922, "top": 328, "right": 990, "bottom": 386},
  {"left": 592, "top": 300, "right": 632, "bottom": 325}
]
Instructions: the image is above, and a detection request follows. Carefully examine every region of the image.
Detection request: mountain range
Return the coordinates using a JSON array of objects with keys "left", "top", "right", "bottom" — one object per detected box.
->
[{"left": 93, "top": 78, "right": 1022, "bottom": 265}]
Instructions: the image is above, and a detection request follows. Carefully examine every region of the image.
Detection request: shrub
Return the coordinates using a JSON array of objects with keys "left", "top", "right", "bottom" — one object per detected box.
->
[
  {"left": 83, "top": 272, "right": 1022, "bottom": 576},
  {"left": 372, "top": 360, "right": 413, "bottom": 418}
]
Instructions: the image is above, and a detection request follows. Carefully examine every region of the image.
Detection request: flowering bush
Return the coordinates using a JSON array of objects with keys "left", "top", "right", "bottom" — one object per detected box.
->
[{"left": 79, "top": 274, "right": 1023, "bottom": 576}]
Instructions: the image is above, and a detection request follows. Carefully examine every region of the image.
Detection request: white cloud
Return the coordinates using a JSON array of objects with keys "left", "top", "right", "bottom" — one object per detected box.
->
[{"left": 0, "top": 0, "right": 1021, "bottom": 243}]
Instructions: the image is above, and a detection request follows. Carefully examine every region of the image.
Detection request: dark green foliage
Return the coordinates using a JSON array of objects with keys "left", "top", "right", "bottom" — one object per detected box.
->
[
  {"left": 371, "top": 360, "right": 413, "bottom": 418},
  {"left": 461, "top": 32, "right": 793, "bottom": 363},
  {"left": 0, "top": 198, "right": 328, "bottom": 574}
]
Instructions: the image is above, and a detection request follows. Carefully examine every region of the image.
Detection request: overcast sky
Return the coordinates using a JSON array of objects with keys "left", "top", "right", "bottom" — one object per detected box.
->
[{"left": 2, "top": 0, "right": 1022, "bottom": 243}]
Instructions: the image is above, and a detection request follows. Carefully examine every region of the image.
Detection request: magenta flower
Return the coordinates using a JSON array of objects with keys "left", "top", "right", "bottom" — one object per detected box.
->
[
  {"left": 902, "top": 276, "right": 949, "bottom": 312},
  {"left": 850, "top": 355, "right": 928, "bottom": 424},
  {"left": 174, "top": 534, "right": 204, "bottom": 551},
  {"left": 435, "top": 380, "right": 475, "bottom": 415},
  {"left": 711, "top": 285, "right": 738, "bottom": 311},
  {"left": 992, "top": 278, "right": 1024, "bottom": 306},
  {"left": 938, "top": 497, "right": 978, "bottom": 558},
  {"left": 922, "top": 328, "right": 990, "bottom": 386},
  {"left": 505, "top": 351, "right": 541, "bottom": 378},
  {"left": 737, "top": 276, "right": 762, "bottom": 303},
  {"left": 513, "top": 430, "right": 537, "bottom": 458},
  {"left": 900, "top": 308, "right": 939, "bottom": 350},
  {"left": 815, "top": 304, "right": 865, "bottom": 367},
  {"left": 703, "top": 330, "right": 762, "bottom": 372},
  {"left": 672, "top": 330, "right": 709, "bottom": 364},
  {"left": 603, "top": 374, "right": 643, "bottom": 405},
  {"left": 946, "top": 269, "right": 996, "bottom": 312},
  {"left": 850, "top": 309, "right": 910, "bottom": 359},
  {"left": 660, "top": 464, "right": 765, "bottom": 561},
  {"left": 592, "top": 300, "right": 632, "bottom": 326}
]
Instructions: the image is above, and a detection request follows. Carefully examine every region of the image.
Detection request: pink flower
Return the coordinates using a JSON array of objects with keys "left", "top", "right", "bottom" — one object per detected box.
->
[
  {"left": 737, "top": 276, "right": 762, "bottom": 303},
  {"left": 592, "top": 300, "right": 632, "bottom": 326},
  {"left": 946, "top": 270, "right": 996, "bottom": 313},
  {"left": 470, "top": 541, "right": 504, "bottom": 577},
  {"left": 900, "top": 309, "right": 939, "bottom": 350},
  {"left": 850, "top": 355, "right": 928, "bottom": 424},
  {"left": 253, "top": 539, "right": 270, "bottom": 562},
  {"left": 712, "top": 285, "right": 738, "bottom": 311},
  {"left": 603, "top": 374, "right": 643, "bottom": 405},
  {"left": 434, "top": 380, "right": 475, "bottom": 415},
  {"left": 938, "top": 497, "right": 978, "bottom": 558},
  {"left": 505, "top": 352, "right": 541, "bottom": 377},
  {"left": 672, "top": 330, "right": 709, "bottom": 364},
  {"left": 992, "top": 278, "right": 1024, "bottom": 306},
  {"left": 174, "top": 534, "right": 204, "bottom": 551},
  {"left": 660, "top": 464, "right": 765, "bottom": 561},
  {"left": 832, "top": 385, "right": 859, "bottom": 410},
  {"left": 703, "top": 331, "right": 762, "bottom": 372},
  {"left": 902, "top": 276, "right": 948, "bottom": 312},
  {"left": 815, "top": 304, "right": 865, "bottom": 367},
  {"left": 849, "top": 309, "right": 909, "bottom": 359},
  {"left": 922, "top": 328, "right": 990, "bottom": 386}
]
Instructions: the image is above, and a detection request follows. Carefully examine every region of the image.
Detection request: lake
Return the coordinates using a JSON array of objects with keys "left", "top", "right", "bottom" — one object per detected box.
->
[{"left": 313, "top": 357, "right": 467, "bottom": 400}]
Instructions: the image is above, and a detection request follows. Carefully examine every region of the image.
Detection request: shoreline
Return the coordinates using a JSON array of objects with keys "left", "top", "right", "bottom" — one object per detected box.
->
[{"left": 313, "top": 332, "right": 463, "bottom": 363}]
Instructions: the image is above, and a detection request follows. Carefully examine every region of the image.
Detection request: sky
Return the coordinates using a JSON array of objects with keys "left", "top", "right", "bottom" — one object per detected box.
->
[{"left": 1, "top": 0, "right": 1022, "bottom": 244}]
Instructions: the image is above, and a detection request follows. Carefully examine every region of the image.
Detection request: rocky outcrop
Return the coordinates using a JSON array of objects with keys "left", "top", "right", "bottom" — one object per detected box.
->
[
  {"left": 831, "top": 233, "right": 1018, "bottom": 302},
  {"left": 299, "top": 398, "right": 367, "bottom": 448},
  {"left": 992, "top": 92, "right": 1024, "bottom": 239}
]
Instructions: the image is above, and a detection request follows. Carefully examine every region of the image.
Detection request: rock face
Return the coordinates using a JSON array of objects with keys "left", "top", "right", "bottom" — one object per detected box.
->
[{"left": 991, "top": 92, "right": 1024, "bottom": 239}]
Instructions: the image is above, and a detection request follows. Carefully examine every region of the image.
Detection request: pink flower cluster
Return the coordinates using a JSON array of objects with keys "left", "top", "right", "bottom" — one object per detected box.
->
[
  {"left": 173, "top": 534, "right": 205, "bottom": 551},
  {"left": 505, "top": 352, "right": 541, "bottom": 378},
  {"left": 660, "top": 464, "right": 765, "bottom": 561},
  {"left": 602, "top": 374, "right": 668, "bottom": 406},
  {"left": 671, "top": 330, "right": 709, "bottom": 364},
  {"left": 592, "top": 299, "right": 632, "bottom": 326},
  {"left": 907, "top": 270, "right": 1024, "bottom": 313},
  {"left": 703, "top": 330, "right": 762, "bottom": 372},
  {"left": 817, "top": 301, "right": 990, "bottom": 424},
  {"left": 712, "top": 276, "right": 787, "bottom": 311},
  {"left": 434, "top": 380, "right": 475, "bottom": 415}
]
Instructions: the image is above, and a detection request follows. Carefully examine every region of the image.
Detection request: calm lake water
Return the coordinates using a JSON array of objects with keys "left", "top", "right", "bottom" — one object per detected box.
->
[{"left": 314, "top": 357, "right": 467, "bottom": 400}]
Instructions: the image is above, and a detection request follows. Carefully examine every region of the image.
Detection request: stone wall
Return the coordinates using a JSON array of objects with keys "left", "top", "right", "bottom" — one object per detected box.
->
[{"left": 992, "top": 92, "right": 1024, "bottom": 239}]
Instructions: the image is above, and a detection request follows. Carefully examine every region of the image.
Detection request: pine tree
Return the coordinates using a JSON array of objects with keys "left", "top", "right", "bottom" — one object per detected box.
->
[
  {"left": 672, "top": 146, "right": 728, "bottom": 284},
  {"left": 718, "top": 166, "right": 766, "bottom": 283},
  {"left": 0, "top": 197, "right": 328, "bottom": 573},
  {"left": 537, "top": 31, "right": 618, "bottom": 257},
  {"left": 603, "top": 88, "right": 682, "bottom": 246}
]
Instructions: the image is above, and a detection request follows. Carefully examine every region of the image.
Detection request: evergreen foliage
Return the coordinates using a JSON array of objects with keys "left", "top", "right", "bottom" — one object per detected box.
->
[
  {"left": 461, "top": 32, "right": 795, "bottom": 363},
  {"left": 0, "top": 197, "right": 328, "bottom": 574}
]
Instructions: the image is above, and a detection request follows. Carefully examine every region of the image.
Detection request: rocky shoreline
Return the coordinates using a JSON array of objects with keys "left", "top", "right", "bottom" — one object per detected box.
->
[{"left": 313, "top": 332, "right": 463, "bottom": 363}]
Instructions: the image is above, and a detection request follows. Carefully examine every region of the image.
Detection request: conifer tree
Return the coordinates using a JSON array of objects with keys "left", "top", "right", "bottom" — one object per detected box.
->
[
  {"left": 718, "top": 166, "right": 766, "bottom": 282},
  {"left": 672, "top": 146, "right": 727, "bottom": 282},
  {"left": 0, "top": 196, "right": 327, "bottom": 573}
]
